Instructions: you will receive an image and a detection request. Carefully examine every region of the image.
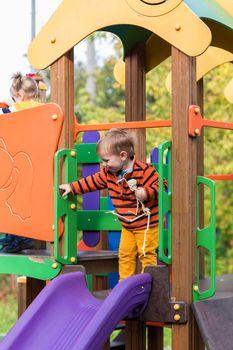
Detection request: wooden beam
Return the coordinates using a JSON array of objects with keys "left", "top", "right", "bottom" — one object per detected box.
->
[{"left": 171, "top": 47, "right": 199, "bottom": 349}]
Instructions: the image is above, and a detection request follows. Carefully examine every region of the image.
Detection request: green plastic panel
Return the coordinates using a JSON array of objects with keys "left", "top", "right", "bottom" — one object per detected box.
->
[
  {"left": 100, "top": 197, "right": 109, "bottom": 210},
  {"left": 158, "top": 141, "right": 172, "bottom": 265},
  {"left": 103, "top": 25, "right": 152, "bottom": 60},
  {"left": 77, "top": 210, "right": 121, "bottom": 231},
  {"left": 185, "top": 0, "right": 233, "bottom": 31},
  {"left": 74, "top": 143, "right": 101, "bottom": 164},
  {"left": 54, "top": 149, "right": 78, "bottom": 264},
  {"left": 0, "top": 255, "right": 61, "bottom": 280},
  {"left": 193, "top": 176, "right": 216, "bottom": 302},
  {"left": 152, "top": 163, "right": 169, "bottom": 180}
]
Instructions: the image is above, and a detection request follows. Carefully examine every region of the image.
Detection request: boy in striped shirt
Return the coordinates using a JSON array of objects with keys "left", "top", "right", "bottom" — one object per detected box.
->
[{"left": 60, "top": 128, "right": 163, "bottom": 281}]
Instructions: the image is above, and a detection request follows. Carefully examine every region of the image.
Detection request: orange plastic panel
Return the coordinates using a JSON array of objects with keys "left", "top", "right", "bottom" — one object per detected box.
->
[{"left": 0, "top": 103, "right": 63, "bottom": 242}]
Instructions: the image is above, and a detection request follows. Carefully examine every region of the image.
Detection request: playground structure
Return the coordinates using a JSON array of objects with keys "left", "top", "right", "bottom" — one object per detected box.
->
[{"left": 0, "top": 1, "right": 233, "bottom": 349}]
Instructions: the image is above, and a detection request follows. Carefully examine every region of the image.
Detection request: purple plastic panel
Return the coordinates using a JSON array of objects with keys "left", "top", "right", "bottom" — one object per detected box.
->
[
  {"left": 82, "top": 131, "right": 100, "bottom": 247},
  {"left": 150, "top": 147, "right": 159, "bottom": 163},
  {"left": 1, "top": 272, "right": 152, "bottom": 350}
]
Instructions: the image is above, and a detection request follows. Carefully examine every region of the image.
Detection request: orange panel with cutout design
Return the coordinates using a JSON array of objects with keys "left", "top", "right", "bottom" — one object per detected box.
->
[{"left": 0, "top": 103, "right": 63, "bottom": 242}]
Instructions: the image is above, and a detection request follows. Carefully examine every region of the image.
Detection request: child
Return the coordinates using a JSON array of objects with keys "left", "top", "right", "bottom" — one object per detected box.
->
[
  {"left": 60, "top": 128, "right": 165, "bottom": 281},
  {"left": 0, "top": 72, "right": 43, "bottom": 253}
]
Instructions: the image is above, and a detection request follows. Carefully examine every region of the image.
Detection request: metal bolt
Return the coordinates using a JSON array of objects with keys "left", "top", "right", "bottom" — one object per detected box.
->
[
  {"left": 194, "top": 128, "right": 200, "bottom": 136},
  {"left": 52, "top": 262, "right": 58, "bottom": 269},
  {"left": 174, "top": 304, "right": 181, "bottom": 311},
  {"left": 70, "top": 257, "right": 76, "bottom": 263},
  {"left": 70, "top": 203, "right": 76, "bottom": 210},
  {"left": 88, "top": 151, "right": 91, "bottom": 155},
  {"left": 52, "top": 114, "right": 58, "bottom": 120},
  {"left": 87, "top": 218, "right": 91, "bottom": 222},
  {"left": 50, "top": 36, "right": 56, "bottom": 44},
  {"left": 193, "top": 285, "right": 199, "bottom": 292},
  {"left": 175, "top": 24, "right": 181, "bottom": 31},
  {"left": 114, "top": 219, "right": 117, "bottom": 222},
  {"left": 194, "top": 107, "right": 200, "bottom": 114},
  {"left": 70, "top": 151, "right": 76, "bottom": 157},
  {"left": 52, "top": 224, "right": 55, "bottom": 230},
  {"left": 174, "top": 314, "right": 181, "bottom": 321}
]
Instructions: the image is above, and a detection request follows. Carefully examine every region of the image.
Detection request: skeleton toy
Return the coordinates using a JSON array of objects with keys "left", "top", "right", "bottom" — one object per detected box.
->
[{"left": 106, "top": 177, "right": 151, "bottom": 256}]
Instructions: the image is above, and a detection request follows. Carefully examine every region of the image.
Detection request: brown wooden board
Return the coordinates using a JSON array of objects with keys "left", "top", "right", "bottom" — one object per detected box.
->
[{"left": 192, "top": 294, "right": 233, "bottom": 350}]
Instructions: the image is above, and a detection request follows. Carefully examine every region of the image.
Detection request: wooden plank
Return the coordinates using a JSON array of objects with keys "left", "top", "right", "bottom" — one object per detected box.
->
[{"left": 171, "top": 47, "right": 199, "bottom": 349}]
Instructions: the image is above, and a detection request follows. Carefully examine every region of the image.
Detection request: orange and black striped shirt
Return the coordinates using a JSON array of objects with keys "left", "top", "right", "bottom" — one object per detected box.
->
[{"left": 70, "top": 158, "right": 163, "bottom": 230}]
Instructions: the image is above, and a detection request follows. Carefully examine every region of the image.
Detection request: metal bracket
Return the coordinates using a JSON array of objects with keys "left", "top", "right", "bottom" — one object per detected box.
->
[
  {"left": 188, "top": 105, "right": 203, "bottom": 137},
  {"left": 143, "top": 266, "right": 187, "bottom": 324},
  {"left": 189, "top": 104, "right": 233, "bottom": 137}
]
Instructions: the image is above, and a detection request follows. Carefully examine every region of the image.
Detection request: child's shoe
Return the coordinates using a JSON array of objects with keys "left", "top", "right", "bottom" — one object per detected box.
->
[
  {"left": 3, "top": 238, "right": 35, "bottom": 253},
  {"left": 0, "top": 234, "right": 17, "bottom": 247}
]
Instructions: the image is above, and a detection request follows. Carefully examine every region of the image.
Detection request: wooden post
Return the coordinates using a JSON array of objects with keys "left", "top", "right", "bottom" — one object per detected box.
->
[
  {"left": 18, "top": 276, "right": 46, "bottom": 317},
  {"left": 148, "top": 325, "right": 164, "bottom": 350},
  {"left": 171, "top": 47, "right": 199, "bottom": 349},
  {"left": 125, "top": 42, "right": 147, "bottom": 350},
  {"left": 50, "top": 49, "right": 74, "bottom": 148},
  {"left": 17, "top": 276, "right": 27, "bottom": 317},
  {"left": 125, "top": 42, "right": 146, "bottom": 160},
  {"left": 125, "top": 320, "right": 146, "bottom": 350},
  {"left": 195, "top": 79, "right": 205, "bottom": 350}
]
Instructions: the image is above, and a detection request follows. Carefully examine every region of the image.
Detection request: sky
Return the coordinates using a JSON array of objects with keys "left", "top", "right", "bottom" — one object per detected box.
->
[{"left": 0, "top": 0, "right": 116, "bottom": 100}]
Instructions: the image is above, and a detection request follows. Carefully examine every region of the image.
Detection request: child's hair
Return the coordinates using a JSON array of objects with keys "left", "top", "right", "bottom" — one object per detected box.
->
[
  {"left": 96, "top": 128, "right": 135, "bottom": 159},
  {"left": 10, "top": 72, "right": 38, "bottom": 99}
]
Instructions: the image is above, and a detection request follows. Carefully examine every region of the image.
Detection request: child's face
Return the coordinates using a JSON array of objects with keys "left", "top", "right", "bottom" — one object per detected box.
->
[{"left": 98, "top": 146, "right": 128, "bottom": 173}]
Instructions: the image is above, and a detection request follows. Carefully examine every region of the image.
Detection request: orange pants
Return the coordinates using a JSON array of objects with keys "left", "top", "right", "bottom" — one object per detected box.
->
[{"left": 118, "top": 226, "right": 158, "bottom": 281}]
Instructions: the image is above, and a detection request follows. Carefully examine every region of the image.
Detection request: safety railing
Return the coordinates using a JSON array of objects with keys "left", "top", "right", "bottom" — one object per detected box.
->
[{"left": 193, "top": 176, "right": 216, "bottom": 301}]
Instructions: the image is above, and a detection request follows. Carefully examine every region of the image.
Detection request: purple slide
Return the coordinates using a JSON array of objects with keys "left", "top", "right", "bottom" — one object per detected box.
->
[{"left": 0, "top": 272, "right": 151, "bottom": 350}]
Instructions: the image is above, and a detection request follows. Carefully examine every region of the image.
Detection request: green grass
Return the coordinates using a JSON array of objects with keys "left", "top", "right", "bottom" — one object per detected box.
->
[{"left": 0, "top": 275, "right": 17, "bottom": 335}]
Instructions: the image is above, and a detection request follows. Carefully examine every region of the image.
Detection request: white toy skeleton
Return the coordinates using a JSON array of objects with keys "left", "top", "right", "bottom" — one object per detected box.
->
[{"left": 106, "top": 177, "right": 151, "bottom": 256}]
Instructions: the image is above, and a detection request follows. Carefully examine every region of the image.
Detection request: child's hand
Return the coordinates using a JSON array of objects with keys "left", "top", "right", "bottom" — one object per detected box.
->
[
  {"left": 59, "top": 184, "right": 72, "bottom": 197},
  {"left": 135, "top": 187, "right": 147, "bottom": 202}
]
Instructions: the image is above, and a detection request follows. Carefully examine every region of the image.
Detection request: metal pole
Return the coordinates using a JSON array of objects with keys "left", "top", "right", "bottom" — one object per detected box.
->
[{"left": 31, "top": 0, "right": 36, "bottom": 41}]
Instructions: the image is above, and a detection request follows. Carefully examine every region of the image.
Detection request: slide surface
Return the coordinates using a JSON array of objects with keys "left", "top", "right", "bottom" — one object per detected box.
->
[{"left": 0, "top": 272, "right": 151, "bottom": 350}]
